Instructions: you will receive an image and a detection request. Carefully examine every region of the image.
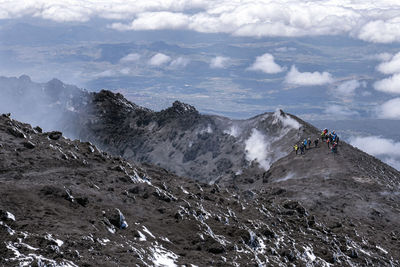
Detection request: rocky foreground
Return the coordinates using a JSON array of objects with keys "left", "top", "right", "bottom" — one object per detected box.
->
[{"left": 1, "top": 114, "right": 399, "bottom": 266}]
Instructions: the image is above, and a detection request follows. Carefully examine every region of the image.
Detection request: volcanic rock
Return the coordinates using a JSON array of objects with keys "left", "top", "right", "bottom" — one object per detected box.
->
[
  {"left": 1, "top": 115, "right": 398, "bottom": 266},
  {"left": 48, "top": 131, "right": 62, "bottom": 140}
]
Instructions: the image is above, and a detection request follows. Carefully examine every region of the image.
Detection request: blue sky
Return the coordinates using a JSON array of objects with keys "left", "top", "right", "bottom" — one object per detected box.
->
[{"left": 1, "top": 0, "right": 400, "bottom": 169}]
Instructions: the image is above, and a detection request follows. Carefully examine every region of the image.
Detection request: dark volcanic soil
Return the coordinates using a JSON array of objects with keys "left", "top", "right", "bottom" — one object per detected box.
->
[{"left": 1, "top": 115, "right": 399, "bottom": 266}]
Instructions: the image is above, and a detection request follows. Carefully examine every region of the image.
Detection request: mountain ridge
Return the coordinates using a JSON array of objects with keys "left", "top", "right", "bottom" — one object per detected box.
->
[
  {"left": 1, "top": 113, "right": 399, "bottom": 266},
  {"left": 1, "top": 75, "right": 400, "bottom": 265}
]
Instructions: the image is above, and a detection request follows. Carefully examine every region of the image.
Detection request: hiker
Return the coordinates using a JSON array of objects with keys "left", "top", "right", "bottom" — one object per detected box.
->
[
  {"left": 331, "top": 142, "right": 338, "bottom": 153},
  {"left": 321, "top": 128, "right": 328, "bottom": 141},
  {"left": 307, "top": 138, "right": 311, "bottom": 149},
  {"left": 293, "top": 144, "right": 299, "bottom": 155},
  {"left": 300, "top": 143, "right": 305, "bottom": 154},
  {"left": 332, "top": 131, "right": 337, "bottom": 142},
  {"left": 326, "top": 138, "right": 330, "bottom": 149},
  {"left": 328, "top": 132, "right": 333, "bottom": 145},
  {"left": 314, "top": 138, "right": 319, "bottom": 147},
  {"left": 303, "top": 139, "right": 308, "bottom": 150}
]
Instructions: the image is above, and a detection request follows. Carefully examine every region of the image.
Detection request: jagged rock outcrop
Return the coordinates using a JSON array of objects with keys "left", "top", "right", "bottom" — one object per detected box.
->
[
  {"left": 73, "top": 90, "right": 308, "bottom": 185},
  {"left": 1, "top": 114, "right": 399, "bottom": 266}
]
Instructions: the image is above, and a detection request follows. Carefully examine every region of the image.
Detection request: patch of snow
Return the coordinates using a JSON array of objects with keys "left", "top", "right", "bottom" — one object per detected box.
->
[
  {"left": 359, "top": 248, "right": 372, "bottom": 256},
  {"left": 92, "top": 183, "right": 100, "bottom": 190},
  {"left": 5, "top": 242, "right": 78, "bottom": 267},
  {"left": 235, "top": 169, "right": 243, "bottom": 175},
  {"left": 16, "top": 239, "right": 39, "bottom": 251},
  {"left": 0, "top": 221, "right": 16, "bottom": 235},
  {"left": 143, "top": 226, "right": 155, "bottom": 239},
  {"left": 6, "top": 211, "right": 16, "bottom": 221},
  {"left": 97, "top": 238, "right": 110, "bottom": 246},
  {"left": 180, "top": 186, "right": 189, "bottom": 194},
  {"left": 106, "top": 225, "right": 116, "bottom": 234},
  {"left": 45, "top": 234, "right": 64, "bottom": 247},
  {"left": 202, "top": 222, "right": 229, "bottom": 246},
  {"left": 304, "top": 246, "right": 316, "bottom": 262},
  {"left": 161, "top": 237, "right": 171, "bottom": 243},
  {"left": 151, "top": 245, "right": 179, "bottom": 267},
  {"left": 82, "top": 235, "right": 95, "bottom": 242},
  {"left": 131, "top": 169, "right": 151, "bottom": 184},
  {"left": 138, "top": 230, "right": 147, "bottom": 241},
  {"left": 376, "top": 245, "right": 388, "bottom": 254}
]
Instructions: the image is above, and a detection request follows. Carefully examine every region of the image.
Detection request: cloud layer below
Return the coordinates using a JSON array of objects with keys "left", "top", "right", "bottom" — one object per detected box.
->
[
  {"left": 350, "top": 135, "right": 400, "bottom": 170},
  {"left": 2, "top": 1, "right": 400, "bottom": 43},
  {"left": 378, "top": 98, "right": 400, "bottom": 119}
]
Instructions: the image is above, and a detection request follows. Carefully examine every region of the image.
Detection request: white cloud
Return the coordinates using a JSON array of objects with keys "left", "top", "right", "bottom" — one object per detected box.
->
[
  {"left": 324, "top": 105, "right": 358, "bottom": 118},
  {"left": 376, "top": 52, "right": 400, "bottom": 74},
  {"left": 368, "top": 53, "right": 393, "bottom": 62},
  {"left": 170, "top": 57, "right": 190, "bottom": 68},
  {"left": 247, "top": 53, "right": 284, "bottom": 74},
  {"left": 3, "top": 1, "right": 400, "bottom": 43},
  {"left": 149, "top": 53, "right": 171, "bottom": 66},
  {"left": 245, "top": 129, "right": 271, "bottom": 170},
  {"left": 275, "top": 47, "right": 296, "bottom": 52},
  {"left": 350, "top": 135, "right": 400, "bottom": 170},
  {"left": 377, "top": 98, "right": 400, "bottom": 119},
  {"left": 111, "top": 11, "right": 189, "bottom": 31},
  {"left": 374, "top": 73, "right": 400, "bottom": 94},
  {"left": 350, "top": 136, "right": 400, "bottom": 157},
  {"left": 357, "top": 18, "right": 400, "bottom": 44},
  {"left": 285, "top": 65, "right": 333, "bottom": 86},
  {"left": 210, "top": 56, "right": 230, "bottom": 69},
  {"left": 383, "top": 157, "right": 400, "bottom": 171},
  {"left": 93, "top": 67, "right": 132, "bottom": 78},
  {"left": 333, "top": 79, "right": 366, "bottom": 100},
  {"left": 93, "top": 69, "right": 117, "bottom": 78},
  {"left": 120, "top": 53, "right": 141, "bottom": 63}
]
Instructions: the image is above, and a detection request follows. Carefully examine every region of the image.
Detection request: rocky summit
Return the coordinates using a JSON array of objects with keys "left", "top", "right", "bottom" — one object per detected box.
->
[
  {"left": 1, "top": 76, "right": 400, "bottom": 266},
  {"left": 1, "top": 113, "right": 399, "bottom": 266}
]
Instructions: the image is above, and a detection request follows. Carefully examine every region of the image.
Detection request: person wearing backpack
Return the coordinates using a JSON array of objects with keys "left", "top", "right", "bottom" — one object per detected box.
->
[
  {"left": 331, "top": 142, "right": 338, "bottom": 153},
  {"left": 314, "top": 138, "right": 319, "bottom": 147},
  {"left": 300, "top": 143, "right": 305, "bottom": 154},
  {"left": 293, "top": 144, "right": 299, "bottom": 155}
]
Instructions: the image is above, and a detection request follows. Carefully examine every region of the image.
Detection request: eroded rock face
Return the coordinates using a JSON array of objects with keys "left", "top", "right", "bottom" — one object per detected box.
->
[
  {"left": 72, "top": 90, "right": 308, "bottom": 185},
  {"left": 1, "top": 115, "right": 399, "bottom": 266}
]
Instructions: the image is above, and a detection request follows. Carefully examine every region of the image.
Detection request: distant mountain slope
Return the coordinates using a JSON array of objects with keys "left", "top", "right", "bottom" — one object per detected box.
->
[
  {"left": 0, "top": 75, "right": 89, "bottom": 137},
  {"left": 73, "top": 89, "right": 310, "bottom": 184},
  {"left": 1, "top": 114, "right": 398, "bottom": 266}
]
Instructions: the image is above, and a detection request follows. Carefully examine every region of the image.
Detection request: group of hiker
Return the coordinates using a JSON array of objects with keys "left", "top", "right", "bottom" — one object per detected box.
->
[{"left": 293, "top": 129, "right": 340, "bottom": 155}]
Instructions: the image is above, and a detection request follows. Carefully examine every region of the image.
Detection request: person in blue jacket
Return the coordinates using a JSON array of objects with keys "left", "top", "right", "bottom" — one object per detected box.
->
[{"left": 332, "top": 131, "right": 337, "bottom": 142}]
